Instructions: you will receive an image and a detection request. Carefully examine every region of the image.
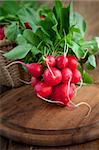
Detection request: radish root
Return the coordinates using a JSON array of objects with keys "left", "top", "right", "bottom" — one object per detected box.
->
[
  {"left": 67, "top": 76, "right": 72, "bottom": 102},
  {"left": 19, "top": 78, "right": 31, "bottom": 85},
  {"left": 70, "top": 101, "right": 91, "bottom": 117},
  {"left": 43, "top": 56, "right": 56, "bottom": 79},
  {"left": 75, "top": 78, "right": 83, "bottom": 96},
  {"left": 37, "top": 94, "right": 64, "bottom": 105},
  {"left": 5, "top": 61, "right": 26, "bottom": 68}
]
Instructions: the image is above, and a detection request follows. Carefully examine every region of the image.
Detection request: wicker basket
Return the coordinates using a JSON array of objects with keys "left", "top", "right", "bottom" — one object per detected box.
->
[{"left": 0, "top": 40, "right": 31, "bottom": 88}]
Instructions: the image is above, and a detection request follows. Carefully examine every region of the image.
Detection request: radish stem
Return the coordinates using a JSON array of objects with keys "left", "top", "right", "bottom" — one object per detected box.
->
[
  {"left": 81, "top": 49, "right": 88, "bottom": 59},
  {"left": 43, "top": 56, "right": 56, "bottom": 79},
  {"left": 63, "top": 29, "right": 68, "bottom": 57},
  {"left": 37, "top": 94, "right": 64, "bottom": 105},
  {"left": 0, "top": 50, "right": 5, "bottom": 54}
]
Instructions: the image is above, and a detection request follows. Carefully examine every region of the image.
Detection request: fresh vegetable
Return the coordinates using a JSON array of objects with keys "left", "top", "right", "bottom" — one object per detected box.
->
[
  {"left": 44, "top": 55, "right": 56, "bottom": 67},
  {"left": 31, "top": 76, "right": 39, "bottom": 87},
  {"left": 3, "top": 0, "right": 98, "bottom": 117},
  {"left": 44, "top": 67, "right": 62, "bottom": 86},
  {"left": 3, "top": 0, "right": 99, "bottom": 85},
  {"left": 67, "top": 55, "right": 78, "bottom": 71},
  {"left": 35, "top": 82, "right": 52, "bottom": 98},
  {"left": 51, "top": 83, "right": 74, "bottom": 106},
  {"left": 71, "top": 69, "right": 82, "bottom": 84},
  {"left": 6, "top": 61, "right": 43, "bottom": 77},
  {"left": 61, "top": 68, "right": 72, "bottom": 83},
  {"left": 56, "top": 55, "right": 68, "bottom": 69}
]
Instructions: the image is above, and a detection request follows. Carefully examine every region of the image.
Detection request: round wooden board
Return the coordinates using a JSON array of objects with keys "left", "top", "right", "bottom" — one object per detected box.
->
[{"left": 0, "top": 83, "right": 99, "bottom": 146}]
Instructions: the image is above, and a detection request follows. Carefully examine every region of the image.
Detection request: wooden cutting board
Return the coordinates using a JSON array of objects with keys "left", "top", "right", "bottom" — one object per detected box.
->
[{"left": 0, "top": 82, "right": 99, "bottom": 146}]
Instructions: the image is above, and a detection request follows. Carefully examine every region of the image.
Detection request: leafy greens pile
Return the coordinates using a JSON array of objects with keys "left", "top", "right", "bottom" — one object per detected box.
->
[
  {"left": 0, "top": 0, "right": 39, "bottom": 40},
  {"left": 4, "top": 0, "right": 99, "bottom": 84}
]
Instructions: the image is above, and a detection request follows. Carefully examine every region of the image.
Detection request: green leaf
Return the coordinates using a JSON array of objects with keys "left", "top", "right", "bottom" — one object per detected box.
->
[
  {"left": 16, "top": 34, "right": 27, "bottom": 45},
  {"left": 69, "top": 41, "right": 85, "bottom": 58},
  {"left": 50, "top": 12, "right": 61, "bottom": 40},
  {"left": 86, "top": 55, "right": 96, "bottom": 70},
  {"left": 5, "top": 22, "right": 19, "bottom": 41},
  {"left": 95, "top": 37, "right": 99, "bottom": 48},
  {"left": 23, "top": 29, "right": 41, "bottom": 46},
  {"left": 53, "top": 0, "right": 62, "bottom": 24},
  {"left": 36, "top": 27, "right": 52, "bottom": 45},
  {"left": 82, "top": 71, "right": 93, "bottom": 84},
  {"left": 80, "top": 37, "right": 99, "bottom": 53},
  {"left": 60, "top": 6, "right": 70, "bottom": 35},
  {"left": 2, "top": 1, "right": 19, "bottom": 15},
  {"left": 31, "top": 46, "right": 41, "bottom": 55},
  {"left": 3, "top": 44, "right": 32, "bottom": 60},
  {"left": 88, "top": 55, "right": 96, "bottom": 68},
  {"left": 69, "top": 1, "right": 74, "bottom": 27},
  {"left": 40, "top": 12, "right": 60, "bottom": 42},
  {"left": 17, "top": 7, "right": 38, "bottom": 32},
  {"left": 73, "top": 12, "right": 86, "bottom": 38}
]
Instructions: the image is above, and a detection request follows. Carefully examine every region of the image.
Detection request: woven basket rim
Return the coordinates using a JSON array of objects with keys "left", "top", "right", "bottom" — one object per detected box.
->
[{"left": 0, "top": 39, "right": 15, "bottom": 47}]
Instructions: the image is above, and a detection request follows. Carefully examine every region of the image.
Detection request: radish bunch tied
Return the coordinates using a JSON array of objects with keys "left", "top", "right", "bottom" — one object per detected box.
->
[
  {"left": 4, "top": 0, "right": 98, "bottom": 117},
  {"left": 6, "top": 53, "right": 91, "bottom": 117}
]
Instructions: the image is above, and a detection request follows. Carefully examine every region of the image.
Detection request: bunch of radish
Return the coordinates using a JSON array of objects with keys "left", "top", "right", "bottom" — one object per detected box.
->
[{"left": 6, "top": 53, "right": 91, "bottom": 117}]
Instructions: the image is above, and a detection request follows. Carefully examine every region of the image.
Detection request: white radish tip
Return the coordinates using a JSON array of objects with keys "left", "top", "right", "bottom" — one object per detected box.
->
[
  {"left": 18, "top": 78, "right": 31, "bottom": 85},
  {"left": 69, "top": 101, "right": 91, "bottom": 118}
]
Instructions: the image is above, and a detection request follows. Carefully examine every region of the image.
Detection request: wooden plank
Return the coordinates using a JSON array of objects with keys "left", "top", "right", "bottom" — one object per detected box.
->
[
  {"left": 6, "top": 139, "right": 99, "bottom": 150},
  {"left": 7, "top": 140, "right": 30, "bottom": 150},
  {"left": 0, "top": 136, "right": 9, "bottom": 150}
]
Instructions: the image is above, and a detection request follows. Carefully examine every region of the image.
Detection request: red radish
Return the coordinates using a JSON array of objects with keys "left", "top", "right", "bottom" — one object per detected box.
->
[
  {"left": 44, "top": 67, "right": 62, "bottom": 86},
  {"left": 51, "top": 83, "right": 74, "bottom": 106},
  {"left": 62, "top": 68, "right": 72, "bottom": 83},
  {"left": 44, "top": 55, "right": 56, "bottom": 67},
  {"left": 0, "top": 26, "right": 5, "bottom": 40},
  {"left": 51, "top": 85, "right": 68, "bottom": 105},
  {"left": 60, "top": 83, "right": 74, "bottom": 100},
  {"left": 56, "top": 55, "right": 68, "bottom": 69},
  {"left": 35, "top": 82, "right": 52, "bottom": 98},
  {"left": 31, "top": 77, "right": 39, "bottom": 87},
  {"left": 6, "top": 61, "right": 43, "bottom": 78},
  {"left": 24, "top": 22, "right": 32, "bottom": 30},
  {"left": 72, "top": 69, "right": 82, "bottom": 84},
  {"left": 67, "top": 55, "right": 78, "bottom": 70}
]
